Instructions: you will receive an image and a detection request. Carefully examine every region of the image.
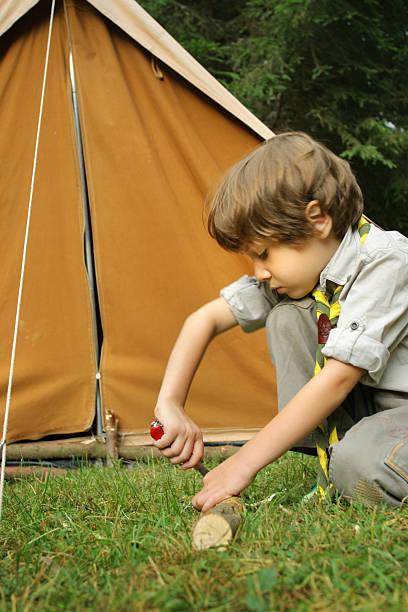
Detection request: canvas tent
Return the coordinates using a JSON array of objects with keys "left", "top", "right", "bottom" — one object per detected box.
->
[{"left": 0, "top": 0, "right": 277, "bottom": 452}]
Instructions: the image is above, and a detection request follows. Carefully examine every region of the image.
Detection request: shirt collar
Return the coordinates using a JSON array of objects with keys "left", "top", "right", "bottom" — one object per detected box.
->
[{"left": 318, "top": 225, "right": 360, "bottom": 292}]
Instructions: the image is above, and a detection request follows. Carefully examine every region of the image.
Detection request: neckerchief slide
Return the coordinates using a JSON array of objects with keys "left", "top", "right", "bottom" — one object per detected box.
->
[{"left": 312, "top": 216, "right": 371, "bottom": 501}]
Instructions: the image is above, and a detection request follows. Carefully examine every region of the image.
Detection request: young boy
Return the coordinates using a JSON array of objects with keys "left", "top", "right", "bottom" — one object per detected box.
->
[{"left": 153, "top": 132, "right": 408, "bottom": 513}]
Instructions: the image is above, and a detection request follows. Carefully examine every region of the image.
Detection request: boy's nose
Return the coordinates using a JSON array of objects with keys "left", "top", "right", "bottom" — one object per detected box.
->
[{"left": 253, "top": 261, "right": 271, "bottom": 282}]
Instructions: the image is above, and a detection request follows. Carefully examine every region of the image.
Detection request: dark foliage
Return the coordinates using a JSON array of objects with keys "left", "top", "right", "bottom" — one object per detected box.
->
[{"left": 138, "top": 0, "right": 408, "bottom": 232}]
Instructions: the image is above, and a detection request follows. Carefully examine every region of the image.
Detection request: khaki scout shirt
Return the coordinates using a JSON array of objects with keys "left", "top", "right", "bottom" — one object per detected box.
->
[{"left": 220, "top": 224, "right": 408, "bottom": 393}]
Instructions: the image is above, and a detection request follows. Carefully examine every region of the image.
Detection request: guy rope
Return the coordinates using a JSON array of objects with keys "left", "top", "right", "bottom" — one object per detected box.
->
[{"left": 0, "top": 0, "right": 56, "bottom": 522}]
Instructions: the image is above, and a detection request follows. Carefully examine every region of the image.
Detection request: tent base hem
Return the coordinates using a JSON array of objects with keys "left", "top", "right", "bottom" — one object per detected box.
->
[{"left": 6, "top": 433, "right": 257, "bottom": 461}]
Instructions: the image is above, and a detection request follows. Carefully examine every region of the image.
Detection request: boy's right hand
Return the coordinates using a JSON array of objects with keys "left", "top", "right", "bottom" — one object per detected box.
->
[{"left": 152, "top": 403, "right": 204, "bottom": 469}]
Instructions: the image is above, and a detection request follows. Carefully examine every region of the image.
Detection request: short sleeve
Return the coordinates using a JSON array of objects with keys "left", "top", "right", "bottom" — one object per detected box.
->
[
  {"left": 220, "top": 275, "right": 278, "bottom": 332},
  {"left": 322, "top": 239, "right": 408, "bottom": 385}
]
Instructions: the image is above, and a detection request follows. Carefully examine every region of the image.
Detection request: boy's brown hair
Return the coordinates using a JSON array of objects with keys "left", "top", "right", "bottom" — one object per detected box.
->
[{"left": 207, "top": 131, "right": 364, "bottom": 251}]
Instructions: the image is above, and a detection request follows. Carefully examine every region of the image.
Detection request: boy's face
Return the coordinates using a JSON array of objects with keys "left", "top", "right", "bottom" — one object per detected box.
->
[{"left": 246, "top": 206, "right": 340, "bottom": 299}]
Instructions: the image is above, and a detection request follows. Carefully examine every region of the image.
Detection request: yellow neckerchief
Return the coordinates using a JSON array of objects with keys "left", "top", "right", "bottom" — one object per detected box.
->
[{"left": 312, "top": 216, "right": 371, "bottom": 500}]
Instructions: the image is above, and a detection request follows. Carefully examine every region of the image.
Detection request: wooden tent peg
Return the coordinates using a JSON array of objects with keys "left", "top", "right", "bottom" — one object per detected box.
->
[
  {"left": 192, "top": 496, "right": 244, "bottom": 550},
  {"left": 105, "top": 409, "right": 119, "bottom": 466}
]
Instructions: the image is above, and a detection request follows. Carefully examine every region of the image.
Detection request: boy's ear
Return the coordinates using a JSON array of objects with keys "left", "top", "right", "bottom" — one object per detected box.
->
[{"left": 305, "top": 200, "right": 333, "bottom": 238}]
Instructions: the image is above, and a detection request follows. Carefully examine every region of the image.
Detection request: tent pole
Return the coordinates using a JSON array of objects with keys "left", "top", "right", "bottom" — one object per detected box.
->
[{"left": 68, "top": 50, "right": 104, "bottom": 437}]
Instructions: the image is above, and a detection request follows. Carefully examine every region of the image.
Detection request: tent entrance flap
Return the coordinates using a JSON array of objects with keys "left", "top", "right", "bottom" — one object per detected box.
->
[
  {"left": 0, "top": 0, "right": 97, "bottom": 444},
  {"left": 68, "top": 47, "right": 103, "bottom": 436},
  {"left": 65, "top": 0, "right": 278, "bottom": 436}
]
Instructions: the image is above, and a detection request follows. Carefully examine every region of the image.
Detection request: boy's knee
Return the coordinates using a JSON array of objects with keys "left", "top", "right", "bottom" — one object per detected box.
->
[
  {"left": 265, "top": 296, "right": 315, "bottom": 344},
  {"left": 329, "top": 408, "right": 408, "bottom": 508},
  {"left": 266, "top": 296, "right": 317, "bottom": 415}
]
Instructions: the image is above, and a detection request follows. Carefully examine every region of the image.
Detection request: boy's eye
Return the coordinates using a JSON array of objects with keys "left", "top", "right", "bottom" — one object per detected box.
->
[{"left": 258, "top": 249, "right": 268, "bottom": 260}]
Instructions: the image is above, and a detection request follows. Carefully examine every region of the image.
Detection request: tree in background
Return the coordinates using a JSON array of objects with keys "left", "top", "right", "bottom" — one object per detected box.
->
[{"left": 138, "top": 0, "right": 408, "bottom": 232}]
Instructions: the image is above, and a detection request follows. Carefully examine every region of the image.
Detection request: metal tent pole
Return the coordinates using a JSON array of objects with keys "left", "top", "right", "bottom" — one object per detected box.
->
[{"left": 68, "top": 50, "right": 104, "bottom": 437}]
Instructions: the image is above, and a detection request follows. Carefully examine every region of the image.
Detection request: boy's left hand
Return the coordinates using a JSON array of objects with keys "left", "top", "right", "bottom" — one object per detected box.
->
[{"left": 191, "top": 454, "right": 256, "bottom": 514}]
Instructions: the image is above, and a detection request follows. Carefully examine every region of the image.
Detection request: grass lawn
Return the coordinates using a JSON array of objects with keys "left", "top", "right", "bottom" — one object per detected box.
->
[{"left": 1, "top": 452, "right": 407, "bottom": 611}]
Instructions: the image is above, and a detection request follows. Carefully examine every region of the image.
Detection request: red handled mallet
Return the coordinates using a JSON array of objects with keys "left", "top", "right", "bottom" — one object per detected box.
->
[{"left": 150, "top": 421, "right": 209, "bottom": 477}]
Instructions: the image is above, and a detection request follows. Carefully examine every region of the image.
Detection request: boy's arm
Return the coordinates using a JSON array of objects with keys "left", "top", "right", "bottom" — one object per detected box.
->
[
  {"left": 192, "top": 358, "right": 365, "bottom": 513},
  {"left": 153, "top": 297, "right": 237, "bottom": 469}
]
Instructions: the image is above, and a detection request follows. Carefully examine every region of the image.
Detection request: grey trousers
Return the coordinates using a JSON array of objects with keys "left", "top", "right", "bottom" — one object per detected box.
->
[{"left": 265, "top": 295, "right": 408, "bottom": 507}]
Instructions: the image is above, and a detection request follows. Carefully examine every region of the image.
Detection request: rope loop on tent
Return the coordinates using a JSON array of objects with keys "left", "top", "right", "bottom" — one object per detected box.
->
[
  {"left": 0, "top": 0, "right": 57, "bottom": 523},
  {"left": 151, "top": 55, "right": 164, "bottom": 80}
]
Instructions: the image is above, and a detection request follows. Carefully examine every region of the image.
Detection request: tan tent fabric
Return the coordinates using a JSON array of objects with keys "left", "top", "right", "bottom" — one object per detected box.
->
[
  {"left": 0, "top": 1, "right": 96, "bottom": 443},
  {"left": 0, "top": 0, "right": 38, "bottom": 37},
  {"left": 0, "top": 0, "right": 274, "bottom": 141},
  {"left": 66, "top": 1, "right": 276, "bottom": 436},
  {"left": 85, "top": 0, "right": 274, "bottom": 140},
  {"left": 1, "top": 0, "right": 278, "bottom": 445}
]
